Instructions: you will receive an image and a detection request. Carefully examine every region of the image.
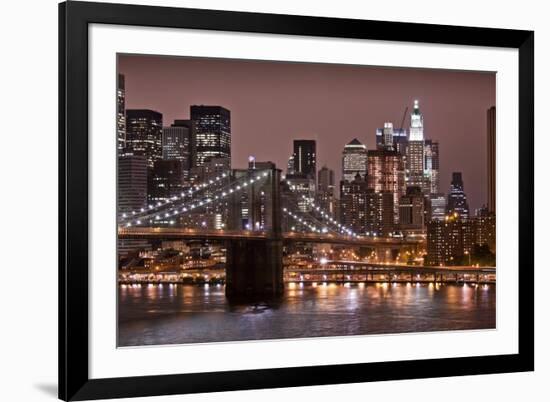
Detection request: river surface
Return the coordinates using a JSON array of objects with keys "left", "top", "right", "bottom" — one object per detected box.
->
[{"left": 118, "top": 282, "right": 495, "bottom": 347}]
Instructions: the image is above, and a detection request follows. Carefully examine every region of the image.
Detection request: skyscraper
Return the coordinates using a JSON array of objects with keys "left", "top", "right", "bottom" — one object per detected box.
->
[
  {"left": 376, "top": 126, "right": 408, "bottom": 155},
  {"left": 340, "top": 174, "right": 368, "bottom": 234},
  {"left": 399, "top": 186, "right": 425, "bottom": 233},
  {"left": 125, "top": 109, "right": 163, "bottom": 169},
  {"left": 317, "top": 166, "right": 336, "bottom": 217},
  {"left": 487, "top": 106, "right": 496, "bottom": 213},
  {"left": 447, "top": 172, "right": 470, "bottom": 220},
  {"left": 117, "top": 74, "right": 126, "bottom": 155},
  {"left": 367, "top": 148, "right": 406, "bottom": 225},
  {"left": 424, "top": 139, "right": 440, "bottom": 194},
  {"left": 117, "top": 154, "right": 147, "bottom": 216},
  {"left": 428, "top": 193, "right": 447, "bottom": 221},
  {"left": 407, "top": 100, "right": 426, "bottom": 190},
  {"left": 148, "top": 159, "right": 185, "bottom": 206},
  {"left": 292, "top": 140, "right": 317, "bottom": 180},
  {"left": 342, "top": 138, "right": 368, "bottom": 183},
  {"left": 162, "top": 120, "right": 192, "bottom": 182},
  {"left": 190, "top": 105, "right": 231, "bottom": 168}
]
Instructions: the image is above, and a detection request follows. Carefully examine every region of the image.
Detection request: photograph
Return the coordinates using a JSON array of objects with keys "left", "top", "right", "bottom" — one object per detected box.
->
[{"left": 116, "top": 54, "right": 497, "bottom": 347}]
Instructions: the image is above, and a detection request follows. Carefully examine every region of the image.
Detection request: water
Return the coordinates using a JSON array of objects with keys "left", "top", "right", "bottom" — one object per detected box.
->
[{"left": 118, "top": 282, "right": 496, "bottom": 347}]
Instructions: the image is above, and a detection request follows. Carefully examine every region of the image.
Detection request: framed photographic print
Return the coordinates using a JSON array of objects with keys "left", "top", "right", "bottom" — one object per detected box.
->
[{"left": 59, "top": 1, "right": 534, "bottom": 400}]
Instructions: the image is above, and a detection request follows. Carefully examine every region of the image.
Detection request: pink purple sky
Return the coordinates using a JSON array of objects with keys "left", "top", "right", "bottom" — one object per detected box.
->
[{"left": 118, "top": 54, "right": 495, "bottom": 211}]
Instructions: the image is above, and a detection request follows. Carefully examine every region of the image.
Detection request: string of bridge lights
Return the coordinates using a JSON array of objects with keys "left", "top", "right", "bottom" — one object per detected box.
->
[
  {"left": 283, "top": 178, "right": 356, "bottom": 237},
  {"left": 120, "top": 172, "right": 230, "bottom": 221},
  {"left": 121, "top": 172, "right": 269, "bottom": 227},
  {"left": 299, "top": 195, "right": 357, "bottom": 236},
  {"left": 283, "top": 207, "right": 357, "bottom": 237}
]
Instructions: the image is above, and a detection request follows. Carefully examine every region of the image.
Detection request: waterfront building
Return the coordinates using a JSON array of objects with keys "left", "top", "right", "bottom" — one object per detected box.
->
[
  {"left": 407, "top": 100, "right": 426, "bottom": 190},
  {"left": 426, "top": 213, "right": 474, "bottom": 266},
  {"left": 342, "top": 138, "right": 368, "bottom": 183},
  {"left": 125, "top": 109, "right": 163, "bottom": 169},
  {"left": 190, "top": 105, "right": 231, "bottom": 168},
  {"left": 447, "top": 172, "right": 470, "bottom": 220},
  {"left": 474, "top": 207, "right": 496, "bottom": 252}
]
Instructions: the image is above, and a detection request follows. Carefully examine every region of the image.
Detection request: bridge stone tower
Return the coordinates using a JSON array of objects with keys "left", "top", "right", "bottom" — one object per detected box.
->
[{"left": 225, "top": 164, "right": 284, "bottom": 298}]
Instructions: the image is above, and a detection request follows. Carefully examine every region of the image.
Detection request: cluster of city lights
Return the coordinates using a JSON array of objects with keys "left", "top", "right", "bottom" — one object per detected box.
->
[
  {"left": 120, "top": 173, "right": 229, "bottom": 221},
  {"left": 121, "top": 172, "right": 269, "bottom": 227}
]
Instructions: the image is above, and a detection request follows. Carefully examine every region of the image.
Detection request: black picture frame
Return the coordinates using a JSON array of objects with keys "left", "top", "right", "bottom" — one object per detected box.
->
[{"left": 59, "top": 1, "right": 534, "bottom": 400}]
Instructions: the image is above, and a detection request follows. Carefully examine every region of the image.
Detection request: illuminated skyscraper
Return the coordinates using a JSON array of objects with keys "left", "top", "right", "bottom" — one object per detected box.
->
[
  {"left": 376, "top": 126, "right": 408, "bottom": 155},
  {"left": 447, "top": 172, "right": 470, "bottom": 220},
  {"left": 190, "top": 105, "right": 231, "bottom": 168},
  {"left": 162, "top": 120, "right": 192, "bottom": 182},
  {"left": 424, "top": 139, "right": 440, "bottom": 194},
  {"left": 317, "top": 166, "right": 336, "bottom": 218},
  {"left": 117, "top": 74, "right": 126, "bottom": 155},
  {"left": 407, "top": 100, "right": 426, "bottom": 190},
  {"left": 342, "top": 138, "right": 368, "bottom": 183},
  {"left": 125, "top": 109, "right": 163, "bottom": 169},
  {"left": 367, "top": 148, "right": 406, "bottom": 224},
  {"left": 148, "top": 159, "right": 185, "bottom": 206}
]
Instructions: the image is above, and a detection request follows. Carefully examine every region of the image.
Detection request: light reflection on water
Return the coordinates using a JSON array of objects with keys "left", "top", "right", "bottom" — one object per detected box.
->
[{"left": 118, "top": 282, "right": 495, "bottom": 347}]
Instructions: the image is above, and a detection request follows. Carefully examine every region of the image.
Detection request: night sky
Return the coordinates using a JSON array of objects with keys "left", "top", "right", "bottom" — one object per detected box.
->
[{"left": 118, "top": 54, "right": 495, "bottom": 211}]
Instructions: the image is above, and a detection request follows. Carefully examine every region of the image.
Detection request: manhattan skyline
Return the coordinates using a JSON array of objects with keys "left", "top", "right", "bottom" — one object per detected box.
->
[{"left": 118, "top": 54, "right": 495, "bottom": 211}]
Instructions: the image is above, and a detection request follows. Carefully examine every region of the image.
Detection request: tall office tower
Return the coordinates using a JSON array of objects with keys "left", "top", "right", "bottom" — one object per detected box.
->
[
  {"left": 339, "top": 174, "right": 368, "bottom": 234},
  {"left": 487, "top": 106, "right": 496, "bottom": 213},
  {"left": 407, "top": 100, "right": 426, "bottom": 190},
  {"left": 317, "top": 166, "right": 336, "bottom": 217},
  {"left": 117, "top": 154, "right": 148, "bottom": 217},
  {"left": 148, "top": 159, "right": 185, "bottom": 206},
  {"left": 190, "top": 105, "right": 231, "bottom": 168},
  {"left": 376, "top": 127, "right": 408, "bottom": 155},
  {"left": 428, "top": 193, "right": 447, "bottom": 221},
  {"left": 426, "top": 213, "right": 474, "bottom": 266},
  {"left": 447, "top": 172, "right": 470, "bottom": 220},
  {"left": 382, "top": 122, "right": 394, "bottom": 149},
  {"left": 117, "top": 74, "right": 126, "bottom": 155},
  {"left": 125, "top": 109, "right": 163, "bottom": 169},
  {"left": 162, "top": 120, "right": 192, "bottom": 182},
  {"left": 367, "top": 148, "right": 406, "bottom": 224},
  {"left": 292, "top": 140, "right": 317, "bottom": 180},
  {"left": 342, "top": 138, "right": 368, "bottom": 183},
  {"left": 424, "top": 139, "right": 440, "bottom": 194},
  {"left": 399, "top": 186, "right": 425, "bottom": 233}
]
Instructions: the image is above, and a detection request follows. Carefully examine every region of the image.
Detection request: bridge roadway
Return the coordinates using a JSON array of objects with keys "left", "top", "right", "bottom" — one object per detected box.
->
[{"left": 118, "top": 227, "right": 423, "bottom": 247}]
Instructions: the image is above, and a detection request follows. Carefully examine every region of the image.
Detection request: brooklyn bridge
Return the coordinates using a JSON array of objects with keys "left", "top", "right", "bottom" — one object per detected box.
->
[{"left": 118, "top": 165, "right": 493, "bottom": 297}]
